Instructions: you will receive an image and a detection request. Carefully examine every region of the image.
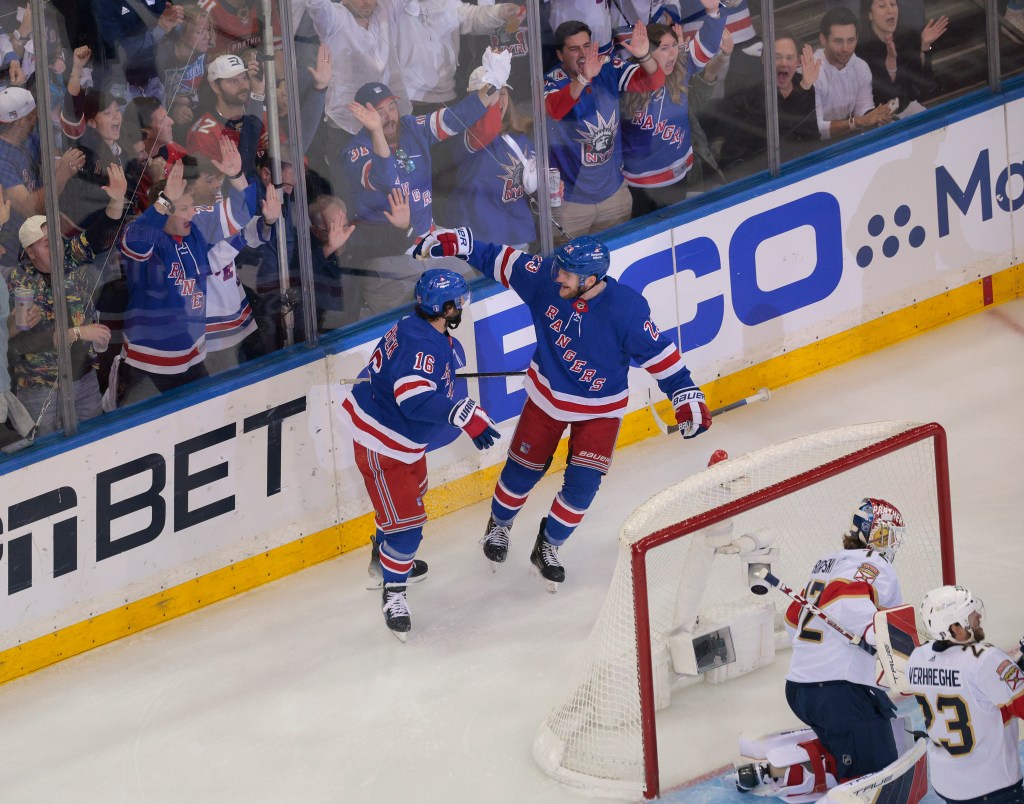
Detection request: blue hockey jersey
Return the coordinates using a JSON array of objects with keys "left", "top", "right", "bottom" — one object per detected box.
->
[
  {"left": 621, "top": 14, "right": 724, "bottom": 187},
  {"left": 544, "top": 58, "right": 640, "bottom": 205},
  {"left": 345, "top": 93, "right": 488, "bottom": 237},
  {"left": 119, "top": 205, "right": 249, "bottom": 374},
  {"left": 449, "top": 113, "right": 537, "bottom": 246},
  {"left": 466, "top": 241, "right": 697, "bottom": 421},
  {"left": 341, "top": 314, "right": 466, "bottom": 463}
]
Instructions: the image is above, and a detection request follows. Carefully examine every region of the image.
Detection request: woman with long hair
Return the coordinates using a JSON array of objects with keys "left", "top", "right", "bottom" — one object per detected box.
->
[
  {"left": 448, "top": 71, "right": 537, "bottom": 248},
  {"left": 620, "top": 6, "right": 723, "bottom": 217}
]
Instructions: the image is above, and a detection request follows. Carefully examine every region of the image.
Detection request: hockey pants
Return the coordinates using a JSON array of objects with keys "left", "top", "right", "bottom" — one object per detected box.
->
[
  {"left": 354, "top": 443, "right": 427, "bottom": 585},
  {"left": 490, "top": 399, "right": 620, "bottom": 546}
]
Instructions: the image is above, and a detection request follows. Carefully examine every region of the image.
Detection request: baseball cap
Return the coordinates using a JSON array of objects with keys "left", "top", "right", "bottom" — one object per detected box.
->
[
  {"left": 19, "top": 216, "right": 47, "bottom": 249},
  {"left": 207, "top": 54, "right": 247, "bottom": 82},
  {"left": 467, "top": 67, "right": 512, "bottom": 93},
  {"left": 354, "top": 82, "right": 398, "bottom": 108},
  {"left": 0, "top": 87, "right": 36, "bottom": 123}
]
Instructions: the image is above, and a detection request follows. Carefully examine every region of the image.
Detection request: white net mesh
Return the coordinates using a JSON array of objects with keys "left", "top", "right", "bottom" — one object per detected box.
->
[{"left": 532, "top": 421, "right": 951, "bottom": 797}]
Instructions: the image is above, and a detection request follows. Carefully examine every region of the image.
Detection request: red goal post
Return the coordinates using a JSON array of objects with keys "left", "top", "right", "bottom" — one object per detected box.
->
[{"left": 533, "top": 421, "right": 954, "bottom": 799}]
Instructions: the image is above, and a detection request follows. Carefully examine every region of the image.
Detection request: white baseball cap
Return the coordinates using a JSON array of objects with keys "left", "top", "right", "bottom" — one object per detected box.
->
[
  {"left": 0, "top": 87, "right": 36, "bottom": 123},
  {"left": 207, "top": 54, "right": 247, "bottom": 82},
  {"left": 466, "top": 67, "right": 511, "bottom": 93},
  {"left": 19, "top": 215, "right": 47, "bottom": 249}
]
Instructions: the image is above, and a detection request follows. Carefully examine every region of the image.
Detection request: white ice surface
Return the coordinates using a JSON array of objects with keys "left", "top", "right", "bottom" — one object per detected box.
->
[{"left": 1, "top": 299, "right": 1022, "bottom": 803}]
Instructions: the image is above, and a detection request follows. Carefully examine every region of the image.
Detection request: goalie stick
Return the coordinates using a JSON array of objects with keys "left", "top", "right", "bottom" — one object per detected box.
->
[
  {"left": 647, "top": 387, "right": 771, "bottom": 434},
  {"left": 751, "top": 568, "right": 877, "bottom": 656}
]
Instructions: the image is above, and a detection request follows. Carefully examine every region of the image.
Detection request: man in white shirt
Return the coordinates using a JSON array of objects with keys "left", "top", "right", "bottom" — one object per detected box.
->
[{"left": 813, "top": 7, "right": 893, "bottom": 140}]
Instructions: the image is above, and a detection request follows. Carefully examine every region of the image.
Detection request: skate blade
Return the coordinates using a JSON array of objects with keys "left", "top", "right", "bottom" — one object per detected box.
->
[
  {"left": 388, "top": 628, "right": 409, "bottom": 643},
  {"left": 531, "top": 566, "right": 561, "bottom": 594}
]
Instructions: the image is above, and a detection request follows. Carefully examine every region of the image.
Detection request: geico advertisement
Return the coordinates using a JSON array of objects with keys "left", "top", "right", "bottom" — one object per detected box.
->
[{"left": 0, "top": 363, "right": 336, "bottom": 648}]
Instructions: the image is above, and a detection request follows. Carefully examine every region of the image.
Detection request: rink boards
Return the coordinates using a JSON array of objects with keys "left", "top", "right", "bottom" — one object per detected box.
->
[{"left": 0, "top": 91, "right": 1022, "bottom": 683}]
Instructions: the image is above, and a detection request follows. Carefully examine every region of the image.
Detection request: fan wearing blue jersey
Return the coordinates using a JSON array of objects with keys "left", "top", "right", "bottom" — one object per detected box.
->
[
  {"left": 621, "top": 12, "right": 724, "bottom": 217},
  {"left": 413, "top": 228, "right": 711, "bottom": 591},
  {"left": 449, "top": 72, "right": 538, "bottom": 248},
  {"left": 340, "top": 269, "right": 500, "bottom": 641},
  {"left": 544, "top": 19, "right": 665, "bottom": 240}
]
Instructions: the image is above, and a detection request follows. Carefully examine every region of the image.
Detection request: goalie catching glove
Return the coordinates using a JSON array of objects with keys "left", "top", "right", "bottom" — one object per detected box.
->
[
  {"left": 672, "top": 387, "right": 712, "bottom": 439},
  {"left": 449, "top": 397, "right": 500, "bottom": 450},
  {"left": 413, "top": 227, "right": 473, "bottom": 261}
]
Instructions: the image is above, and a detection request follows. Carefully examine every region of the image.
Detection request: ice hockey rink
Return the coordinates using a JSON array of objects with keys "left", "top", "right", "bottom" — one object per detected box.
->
[{"left": 0, "top": 296, "right": 1021, "bottom": 804}]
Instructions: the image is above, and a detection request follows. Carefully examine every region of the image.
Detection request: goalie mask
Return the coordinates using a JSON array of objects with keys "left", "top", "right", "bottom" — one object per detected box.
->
[
  {"left": 848, "top": 498, "right": 905, "bottom": 562},
  {"left": 920, "top": 585, "right": 985, "bottom": 642}
]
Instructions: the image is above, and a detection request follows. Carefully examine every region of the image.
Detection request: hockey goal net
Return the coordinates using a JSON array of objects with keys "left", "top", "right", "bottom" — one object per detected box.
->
[{"left": 532, "top": 421, "right": 954, "bottom": 799}]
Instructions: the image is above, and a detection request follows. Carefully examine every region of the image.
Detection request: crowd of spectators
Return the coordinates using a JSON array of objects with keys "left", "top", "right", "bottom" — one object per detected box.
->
[{"left": 0, "top": 0, "right": 1017, "bottom": 448}]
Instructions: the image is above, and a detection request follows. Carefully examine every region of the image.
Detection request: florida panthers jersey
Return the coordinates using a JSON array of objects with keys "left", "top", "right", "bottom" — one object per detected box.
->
[
  {"left": 621, "top": 14, "right": 724, "bottom": 187},
  {"left": 119, "top": 205, "right": 248, "bottom": 374},
  {"left": 785, "top": 548, "right": 902, "bottom": 687},
  {"left": 345, "top": 93, "right": 488, "bottom": 236},
  {"left": 466, "top": 241, "right": 697, "bottom": 422},
  {"left": 341, "top": 315, "right": 464, "bottom": 464},
  {"left": 906, "top": 641, "right": 1024, "bottom": 800}
]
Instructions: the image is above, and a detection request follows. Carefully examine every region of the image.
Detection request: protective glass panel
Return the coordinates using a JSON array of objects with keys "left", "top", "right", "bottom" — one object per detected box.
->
[{"left": 301, "top": 0, "right": 530, "bottom": 328}]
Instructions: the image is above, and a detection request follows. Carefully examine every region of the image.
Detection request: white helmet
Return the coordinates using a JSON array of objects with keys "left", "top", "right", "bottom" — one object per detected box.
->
[
  {"left": 920, "top": 585, "right": 985, "bottom": 642},
  {"left": 849, "top": 498, "right": 905, "bottom": 562}
]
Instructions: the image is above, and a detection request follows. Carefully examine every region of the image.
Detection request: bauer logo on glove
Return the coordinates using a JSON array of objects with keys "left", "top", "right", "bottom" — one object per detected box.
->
[
  {"left": 672, "top": 386, "right": 712, "bottom": 439},
  {"left": 449, "top": 397, "right": 500, "bottom": 450}
]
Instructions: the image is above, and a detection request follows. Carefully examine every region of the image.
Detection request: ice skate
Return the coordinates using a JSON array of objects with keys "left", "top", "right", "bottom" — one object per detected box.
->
[
  {"left": 530, "top": 518, "right": 565, "bottom": 593},
  {"left": 481, "top": 515, "right": 512, "bottom": 571},
  {"left": 382, "top": 584, "right": 411, "bottom": 642},
  {"left": 734, "top": 762, "right": 775, "bottom": 794},
  {"left": 366, "top": 536, "right": 429, "bottom": 590}
]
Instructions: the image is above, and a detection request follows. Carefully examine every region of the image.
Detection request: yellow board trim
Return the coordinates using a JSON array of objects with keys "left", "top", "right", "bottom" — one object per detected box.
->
[{"left": 2, "top": 265, "right": 1020, "bottom": 685}]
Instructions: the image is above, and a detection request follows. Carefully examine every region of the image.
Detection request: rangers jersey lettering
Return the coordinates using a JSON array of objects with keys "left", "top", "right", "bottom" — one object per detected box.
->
[
  {"left": 119, "top": 205, "right": 248, "bottom": 374},
  {"left": 621, "top": 13, "right": 724, "bottom": 187},
  {"left": 906, "top": 641, "right": 1024, "bottom": 800},
  {"left": 341, "top": 315, "right": 466, "bottom": 463},
  {"left": 466, "top": 241, "right": 696, "bottom": 422},
  {"left": 785, "top": 549, "right": 902, "bottom": 686}
]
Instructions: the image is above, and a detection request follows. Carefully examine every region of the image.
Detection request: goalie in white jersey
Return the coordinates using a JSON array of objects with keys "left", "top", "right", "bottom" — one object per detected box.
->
[
  {"left": 906, "top": 586, "right": 1024, "bottom": 803},
  {"left": 780, "top": 499, "right": 906, "bottom": 787}
]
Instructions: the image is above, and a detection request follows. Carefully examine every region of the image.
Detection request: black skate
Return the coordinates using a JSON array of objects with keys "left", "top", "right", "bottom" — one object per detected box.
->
[
  {"left": 481, "top": 515, "right": 512, "bottom": 571},
  {"left": 366, "top": 536, "right": 429, "bottom": 590},
  {"left": 382, "top": 584, "right": 411, "bottom": 642},
  {"left": 530, "top": 518, "right": 565, "bottom": 593}
]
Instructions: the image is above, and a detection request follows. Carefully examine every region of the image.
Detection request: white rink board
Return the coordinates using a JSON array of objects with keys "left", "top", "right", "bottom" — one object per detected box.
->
[{"left": 0, "top": 99, "right": 1021, "bottom": 654}]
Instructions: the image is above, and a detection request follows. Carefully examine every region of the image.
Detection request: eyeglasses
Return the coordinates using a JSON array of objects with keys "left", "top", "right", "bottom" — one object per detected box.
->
[{"left": 395, "top": 148, "right": 416, "bottom": 173}]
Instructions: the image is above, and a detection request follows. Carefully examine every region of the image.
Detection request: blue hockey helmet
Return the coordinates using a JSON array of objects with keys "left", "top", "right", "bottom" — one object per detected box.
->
[
  {"left": 552, "top": 236, "right": 610, "bottom": 282},
  {"left": 414, "top": 268, "right": 471, "bottom": 317}
]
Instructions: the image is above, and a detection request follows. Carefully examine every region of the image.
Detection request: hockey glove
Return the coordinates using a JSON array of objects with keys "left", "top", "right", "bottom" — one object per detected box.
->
[
  {"left": 450, "top": 397, "right": 500, "bottom": 450},
  {"left": 412, "top": 227, "right": 474, "bottom": 261},
  {"left": 673, "top": 387, "right": 712, "bottom": 439}
]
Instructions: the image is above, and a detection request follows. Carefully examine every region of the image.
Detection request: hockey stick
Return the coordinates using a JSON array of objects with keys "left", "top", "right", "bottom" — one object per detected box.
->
[
  {"left": 647, "top": 387, "right": 771, "bottom": 435},
  {"left": 752, "top": 568, "right": 877, "bottom": 656},
  {"left": 338, "top": 371, "right": 527, "bottom": 385}
]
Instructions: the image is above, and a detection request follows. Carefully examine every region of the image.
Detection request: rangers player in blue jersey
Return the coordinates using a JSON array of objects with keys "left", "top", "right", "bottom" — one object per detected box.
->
[
  {"left": 414, "top": 228, "right": 711, "bottom": 590},
  {"left": 340, "top": 269, "right": 501, "bottom": 640}
]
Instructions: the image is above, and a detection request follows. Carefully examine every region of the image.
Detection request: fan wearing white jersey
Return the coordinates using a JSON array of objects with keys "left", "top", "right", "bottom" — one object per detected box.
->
[
  {"left": 772, "top": 499, "right": 907, "bottom": 792},
  {"left": 906, "top": 586, "right": 1024, "bottom": 804}
]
